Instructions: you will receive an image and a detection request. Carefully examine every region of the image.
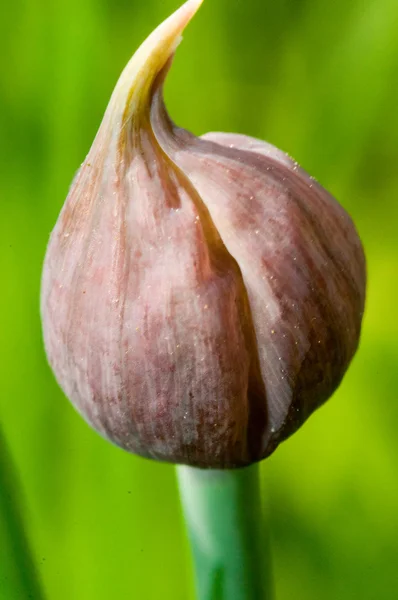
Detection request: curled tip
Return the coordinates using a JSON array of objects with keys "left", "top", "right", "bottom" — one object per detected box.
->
[
  {"left": 170, "top": 0, "right": 205, "bottom": 26},
  {"left": 110, "top": 0, "right": 204, "bottom": 123}
]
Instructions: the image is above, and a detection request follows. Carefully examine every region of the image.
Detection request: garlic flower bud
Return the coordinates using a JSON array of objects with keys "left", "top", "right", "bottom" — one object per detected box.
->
[{"left": 41, "top": 0, "right": 366, "bottom": 468}]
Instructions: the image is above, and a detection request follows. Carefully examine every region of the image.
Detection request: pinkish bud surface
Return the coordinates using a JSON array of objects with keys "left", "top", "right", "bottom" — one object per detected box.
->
[{"left": 41, "top": 0, "right": 366, "bottom": 468}]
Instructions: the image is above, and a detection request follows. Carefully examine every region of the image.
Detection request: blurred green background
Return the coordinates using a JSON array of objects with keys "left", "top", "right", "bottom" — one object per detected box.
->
[{"left": 1, "top": 0, "right": 397, "bottom": 598}]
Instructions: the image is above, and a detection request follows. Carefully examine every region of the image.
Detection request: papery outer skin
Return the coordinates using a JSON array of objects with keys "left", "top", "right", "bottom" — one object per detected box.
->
[{"left": 41, "top": 0, "right": 366, "bottom": 468}]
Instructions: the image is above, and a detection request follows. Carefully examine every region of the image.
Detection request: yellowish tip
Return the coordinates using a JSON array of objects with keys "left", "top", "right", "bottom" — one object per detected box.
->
[{"left": 109, "top": 0, "right": 204, "bottom": 124}]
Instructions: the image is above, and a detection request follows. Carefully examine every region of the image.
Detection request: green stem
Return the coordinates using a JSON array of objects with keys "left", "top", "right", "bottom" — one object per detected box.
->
[{"left": 177, "top": 463, "right": 273, "bottom": 600}]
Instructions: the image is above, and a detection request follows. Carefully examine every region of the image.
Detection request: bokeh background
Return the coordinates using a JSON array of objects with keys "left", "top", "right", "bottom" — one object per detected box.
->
[{"left": 1, "top": 0, "right": 397, "bottom": 598}]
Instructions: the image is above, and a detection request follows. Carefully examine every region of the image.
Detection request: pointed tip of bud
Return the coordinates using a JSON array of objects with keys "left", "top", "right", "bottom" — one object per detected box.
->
[
  {"left": 109, "top": 0, "right": 203, "bottom": 124},
  {"left": 176, "top": 0, "right": 205, "bottom": 23}
]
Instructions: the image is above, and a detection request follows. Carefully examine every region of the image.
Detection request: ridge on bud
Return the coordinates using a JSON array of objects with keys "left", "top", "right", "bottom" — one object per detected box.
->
[{"left": 41, "top": 0, "right": 366, "bottom": 469}]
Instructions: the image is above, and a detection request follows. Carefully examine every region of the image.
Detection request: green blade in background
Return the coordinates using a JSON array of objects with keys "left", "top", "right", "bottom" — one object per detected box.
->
[{"left": 0, "top": 428, "right": 45, "bottom": 600}]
